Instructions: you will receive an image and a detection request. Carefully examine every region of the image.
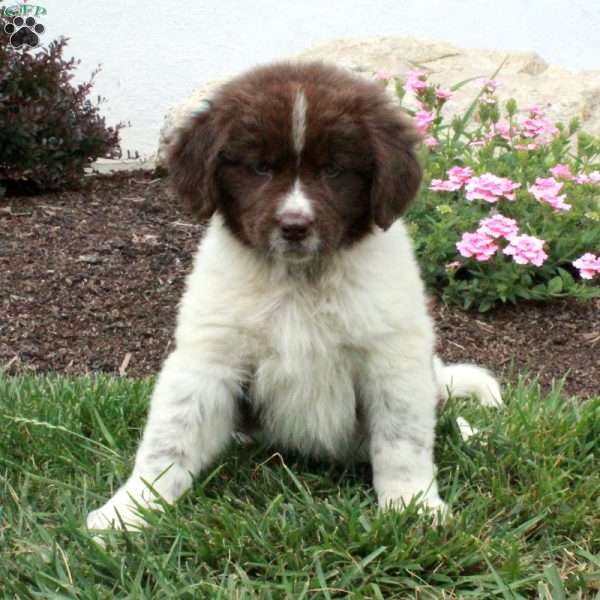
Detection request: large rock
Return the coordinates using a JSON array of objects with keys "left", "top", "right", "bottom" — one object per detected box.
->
[{"left": 157, "top": 36, "right": 600, "bottom": 166}]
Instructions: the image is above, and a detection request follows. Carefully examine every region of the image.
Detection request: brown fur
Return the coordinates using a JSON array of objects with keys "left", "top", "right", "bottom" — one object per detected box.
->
[{"left": 167, "top": 61, "right": 422, "bottom": 255}]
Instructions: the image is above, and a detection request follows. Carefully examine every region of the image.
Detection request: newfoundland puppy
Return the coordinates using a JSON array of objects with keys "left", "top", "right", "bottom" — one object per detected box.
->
[{"left": 87, "top": 62, "right": 501, "bottom": 530}]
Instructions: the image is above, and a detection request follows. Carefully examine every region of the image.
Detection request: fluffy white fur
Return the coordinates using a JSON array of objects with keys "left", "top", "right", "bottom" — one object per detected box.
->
[{"left": 87, "top": 215, "right": 501, "bottom": 530}]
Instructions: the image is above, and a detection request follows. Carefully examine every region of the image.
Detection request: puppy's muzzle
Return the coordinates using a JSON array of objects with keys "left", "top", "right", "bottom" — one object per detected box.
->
[{"left": 277, "top": 211, "right": 315, "bottom": 242}]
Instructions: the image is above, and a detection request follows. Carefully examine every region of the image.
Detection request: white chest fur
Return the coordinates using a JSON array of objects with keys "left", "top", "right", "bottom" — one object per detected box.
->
[
  {"left": 251, "top": 280, "right": 362, "bottom": 459},
  {"left": 175, "top": 216, "right": 434, "bottom": 462}
]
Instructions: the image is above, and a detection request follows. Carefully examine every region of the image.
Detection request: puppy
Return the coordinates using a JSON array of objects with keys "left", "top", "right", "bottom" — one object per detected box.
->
[{"left": 87, "top": 62, "right": 501, "bottom": 530}]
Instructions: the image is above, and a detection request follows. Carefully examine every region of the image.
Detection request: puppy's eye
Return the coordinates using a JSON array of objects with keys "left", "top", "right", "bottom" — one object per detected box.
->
[
  {"left": 253, "top": 162, "right": 273, "bottom": 177},
  {"left": 322, "top": 165, "right": 342, "bottom": 179}
]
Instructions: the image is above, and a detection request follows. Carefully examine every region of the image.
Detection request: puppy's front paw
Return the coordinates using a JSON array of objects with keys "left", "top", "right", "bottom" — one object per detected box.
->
[
  {"left": 86, "top": 486, "right": 158, "bottom": 531},
  {"left": 378, "top": 488, "right": 450, "bottom": 522},
  {"left": 87, "top": 504, "right": 143, "bottom": 532}
]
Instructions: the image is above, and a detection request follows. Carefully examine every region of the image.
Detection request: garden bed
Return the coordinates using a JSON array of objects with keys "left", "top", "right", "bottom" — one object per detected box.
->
[{"left": 1, "top": 171, "right": 598, "bottom": 398}]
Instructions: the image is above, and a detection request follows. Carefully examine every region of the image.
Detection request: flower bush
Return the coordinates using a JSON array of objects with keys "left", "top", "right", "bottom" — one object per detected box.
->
[{"left": 390, "top": 68, "right": 600, "bottom": 311}]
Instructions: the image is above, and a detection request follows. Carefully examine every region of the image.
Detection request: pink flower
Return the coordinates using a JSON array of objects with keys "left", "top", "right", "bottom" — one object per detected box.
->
[
  {"left": 435, "top": 88, "right": 453, "bottom": 101},
  {"left": 456, "top": 231, "right": 498, "bottom": 262},
  {"left": 465, "top": 173, "right": 521, "bottom": 203},
  {"left": 526, "top": 104, "right": 546, "bottom": 117},
  {"left": 576, "top": 171, "right": 600, "bottom": 184},
  {"left": 429, "top": 178, "right": 461, "bottom": 192},
  {"left": 481, "top": 79, "right": 499, "bottom": 93},
  {"left": 503, "top": 234, "right": 548, "bottom": 267},
  {"left": 529, "top": 177, "right": 562, "bottom": 198},
  {"left": 518, "top": 116, "right": 559, "bottom": 140},
  {"left": 404, "top": 69, "right": 428, "bottom": 95},
  {"left": 447, "top": 166, "right": 473, "bottom": 186},
  {"left": 493, "top": 120, "right": 513, "bottom": 141},
  {"left": 572, "top": 253, "right": 600, "bottom": 280},
  {"left": 514, "top": 142, "right": 540, "bottom": 151},
  {"left": 424, "top": 136, "right": 440, "bottom": 148},
  {"left": 549, "top": 164, "right": 575, "bottom": 180},
  {"left": 429, "top": 166, "right": 473, "bottom": 192},
  {"left": 415, "top": 109, "right": 435, "bottom": 135},
  {"left": 478, "top": 215, "right": 519, "bottom": 239},
  {"left": 529, "top": 177, "right": 571, "bottom": 211},
  {"left": 544, "top": 194, "right": 572, "bottom": 211}
]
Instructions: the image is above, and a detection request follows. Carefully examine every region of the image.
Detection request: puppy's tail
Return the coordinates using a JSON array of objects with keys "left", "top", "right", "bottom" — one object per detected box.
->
[{"left": 433, "top": 356, "right": 502, "bottom": 408}]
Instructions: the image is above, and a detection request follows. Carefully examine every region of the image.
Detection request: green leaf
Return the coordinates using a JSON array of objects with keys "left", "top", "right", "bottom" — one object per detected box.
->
[
  {"left": 547, "top": 276, "right": 563, "bottom": 295},
  {"left": 478, "top": 299, "right": 493, "bottom": 312},
  {"left": 557, "top": 267, "right": 575, "bottom": 287},
  {"left": 542, "top": 564, "right": 567, "bottom": 600},
  {"left": 449, "top": 74, "right": 487, "bottom": 92}
]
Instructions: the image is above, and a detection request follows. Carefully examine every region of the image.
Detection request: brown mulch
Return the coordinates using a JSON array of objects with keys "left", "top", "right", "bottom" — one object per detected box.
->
[{"left": 1, "top": 171, "right": 599, "bottom": 399}]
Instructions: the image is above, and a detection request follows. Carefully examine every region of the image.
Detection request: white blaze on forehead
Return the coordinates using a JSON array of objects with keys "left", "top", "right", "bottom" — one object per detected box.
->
[
  {"left": 292, "top": 89, "right": 308, "bottom": 155},
  {"left": 277, "top": 180, "right": 314, "bottom": 218}
]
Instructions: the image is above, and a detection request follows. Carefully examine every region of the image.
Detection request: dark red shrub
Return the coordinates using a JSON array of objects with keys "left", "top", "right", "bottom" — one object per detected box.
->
[{"left": 0, "top": 34, "right": 122, "bottom": 191}]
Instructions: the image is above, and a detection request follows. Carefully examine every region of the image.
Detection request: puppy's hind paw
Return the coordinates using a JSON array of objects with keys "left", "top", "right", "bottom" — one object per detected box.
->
[{"left": 478, "top": 375, "right": 503, "bottom": 408}]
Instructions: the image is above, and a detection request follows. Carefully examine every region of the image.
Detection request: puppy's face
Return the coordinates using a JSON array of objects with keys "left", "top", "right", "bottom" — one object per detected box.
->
[{"left": 168, "top": 62, "right": 422, "bottom": 262}]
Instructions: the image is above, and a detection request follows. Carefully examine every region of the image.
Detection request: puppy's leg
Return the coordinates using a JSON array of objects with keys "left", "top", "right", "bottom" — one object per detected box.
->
[
  {"left": 87, "top": 351, "right": 238, "bottom": 530},
  {"left": 364, "top": 363, "right": 447, "bottom": 516}
]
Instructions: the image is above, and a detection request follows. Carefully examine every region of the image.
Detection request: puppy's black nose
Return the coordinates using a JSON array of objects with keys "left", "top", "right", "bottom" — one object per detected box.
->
[
  {"left": 281, "top": 222, "right": 310, "bottom": 241},
  {"left": 278, "top": 213, "right": 314, "bottom": 241}
]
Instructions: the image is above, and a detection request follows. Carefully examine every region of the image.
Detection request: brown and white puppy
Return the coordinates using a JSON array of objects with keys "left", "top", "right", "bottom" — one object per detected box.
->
[{"left": 87, "top": 62, "right": 501, "bottom": 530}]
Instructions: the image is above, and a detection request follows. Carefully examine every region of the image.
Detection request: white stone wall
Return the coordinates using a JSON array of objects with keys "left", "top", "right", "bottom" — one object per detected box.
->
[{"left": 24, "top": 0, "right": 600, "bottom": 158}]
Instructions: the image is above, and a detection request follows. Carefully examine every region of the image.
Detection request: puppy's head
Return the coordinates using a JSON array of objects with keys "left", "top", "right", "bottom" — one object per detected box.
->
[{"left": 168, "top": 62, "right": 422, "bottom": 262}]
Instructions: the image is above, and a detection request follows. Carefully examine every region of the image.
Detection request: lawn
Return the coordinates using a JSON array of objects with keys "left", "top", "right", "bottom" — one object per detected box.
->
[{"left": 1, "top": 374, "right": 599, "bottom": 598}]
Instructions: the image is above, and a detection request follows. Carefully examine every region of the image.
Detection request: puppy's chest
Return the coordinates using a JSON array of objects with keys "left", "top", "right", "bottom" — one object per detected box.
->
[{"left": 249, "top": 290, "right": 363, "bottom": 458}]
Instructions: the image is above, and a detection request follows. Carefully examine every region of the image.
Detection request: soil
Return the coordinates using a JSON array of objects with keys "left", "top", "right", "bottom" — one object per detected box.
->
[{"left": 1, "top": 171, "right": 598, "bottom": 399}]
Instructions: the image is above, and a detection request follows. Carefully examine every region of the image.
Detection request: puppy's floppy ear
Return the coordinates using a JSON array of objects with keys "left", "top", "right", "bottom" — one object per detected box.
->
[
  {"left": 167, "top": 101, "right": 224, "bottom": 221},
  {"left": 370, "top": 105, "right": 422, "bottom": 230}
]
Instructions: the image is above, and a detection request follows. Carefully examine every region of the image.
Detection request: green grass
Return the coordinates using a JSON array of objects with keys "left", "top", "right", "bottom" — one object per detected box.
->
[{"left": 1, "top": 375, "right": 599, "bottom": 599}]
